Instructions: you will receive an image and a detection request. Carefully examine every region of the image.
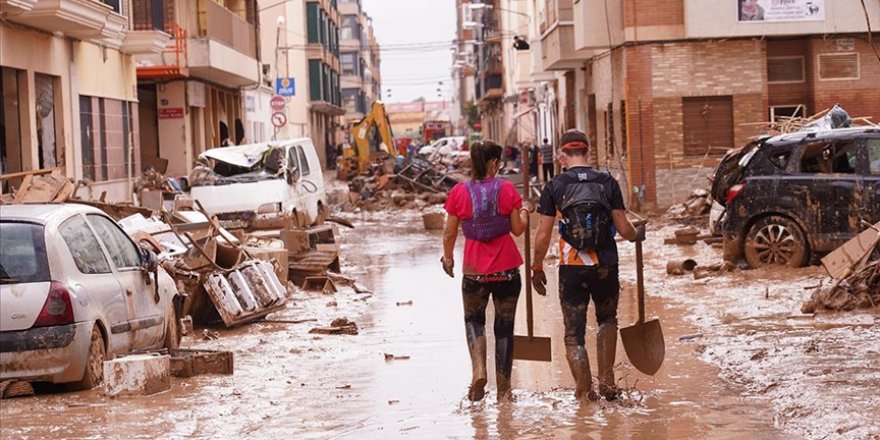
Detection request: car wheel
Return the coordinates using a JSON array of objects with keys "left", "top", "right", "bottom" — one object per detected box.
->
[
  {"left": 163, "top": 306, "right": 181, "bottom": 350},
  {"left": 69, "top": 327, "right": 105, "bottom": 391},
  {"left": 744, "top": 215, "right": 808, "bottom": 268}
]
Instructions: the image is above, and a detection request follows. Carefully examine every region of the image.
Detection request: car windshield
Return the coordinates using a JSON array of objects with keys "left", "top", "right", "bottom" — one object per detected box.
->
[{"left": 0, "top": 222, "right": 51, "bottom": 284}]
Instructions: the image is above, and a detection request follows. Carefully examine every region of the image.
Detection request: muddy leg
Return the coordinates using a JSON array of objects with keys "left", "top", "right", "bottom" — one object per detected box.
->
[
  {"left": 594, "top": 266, "right": 621, "bottom": 401},
  {"left": 560, "top": 267, "right": 593, "bottom": 401},
  {"left": 463, "top": 278, "right": 490, "bottom": 401},
  {"left": 491, "top": 276, "right": 521, "bottom": 401}
]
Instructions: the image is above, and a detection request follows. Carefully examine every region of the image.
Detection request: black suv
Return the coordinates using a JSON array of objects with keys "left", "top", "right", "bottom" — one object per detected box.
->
[{"left": 713, "top": 127, "right": 880, "bottom": 268}]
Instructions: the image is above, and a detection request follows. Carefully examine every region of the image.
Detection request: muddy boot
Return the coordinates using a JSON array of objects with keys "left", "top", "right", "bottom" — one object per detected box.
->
[
  {"left": 565, "top": 345, "right": 597, "bottom": 402},
  {"left": 597, "top": 322, "right": 621, "bottom": 401},
  {"left": 495, "top": 336, "right": 514, "bottom": 401},
  {"left": 466, "top": 324, "right": 488, "bottom": 401}
]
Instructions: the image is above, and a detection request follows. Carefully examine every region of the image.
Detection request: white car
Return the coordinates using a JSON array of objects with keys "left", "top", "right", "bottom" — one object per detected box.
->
[
  {"left": 0, "top": 204, "right": 181, "bottom": 390},
  {"left": 418, "top": 136, "right": 466, "bottom": 158}
]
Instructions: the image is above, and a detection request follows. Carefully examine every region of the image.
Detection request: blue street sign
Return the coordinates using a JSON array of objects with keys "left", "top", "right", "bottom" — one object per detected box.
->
[{"left": 276, "top": 77, "right": 295, "bottom": 97}]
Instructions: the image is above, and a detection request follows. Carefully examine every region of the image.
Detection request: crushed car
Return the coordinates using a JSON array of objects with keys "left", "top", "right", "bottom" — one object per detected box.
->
[
  {"left": 0, "top": 204, "right": 182, "bottom": 390},
  {"left": 713, "top": 125, "right": 880, "bottom": 268}
]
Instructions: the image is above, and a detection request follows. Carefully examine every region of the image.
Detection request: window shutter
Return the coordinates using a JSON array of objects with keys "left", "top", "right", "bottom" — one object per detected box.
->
[
  {"left": 767, "top": 57, "right": 804, "bottom": 83},
  {"left": 818, "top": 53, "right": 859, "bottom": 80}
]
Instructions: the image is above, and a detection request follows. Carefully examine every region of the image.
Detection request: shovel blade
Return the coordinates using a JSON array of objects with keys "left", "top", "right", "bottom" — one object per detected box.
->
[
  {"left": 620, "top": 318, "right": 665, "bottom": 376},
  {"left": 513, "top": 335, "right": 552, "bottom": 362}
]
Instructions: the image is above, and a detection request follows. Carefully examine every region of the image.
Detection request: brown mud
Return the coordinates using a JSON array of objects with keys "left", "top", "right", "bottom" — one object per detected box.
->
[{"left": 1, "top": 214, "right": 876, "bottom": 439}]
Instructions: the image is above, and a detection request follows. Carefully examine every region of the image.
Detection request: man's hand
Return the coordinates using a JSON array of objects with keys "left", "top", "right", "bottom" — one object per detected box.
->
[
  {"left": 632, "top": 223, "right": 646, "bottom": 242},
  {"left": 441, "top": 256, "right": 454, "bottom": 278},
  {"left": 531, "top": 266, "right": 547, "bottom": 296}
]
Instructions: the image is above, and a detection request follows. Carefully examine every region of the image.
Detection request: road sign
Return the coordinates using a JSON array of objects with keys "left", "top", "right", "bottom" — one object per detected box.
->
[
  {"left": 270, "top": 95, "right": 285, "bottom": 111},
  {"left": 275, "top": 77, "right": 295, "bottom": 97},
  {"left": 271, "top": 112, "right": 287, "bottom": 128}
]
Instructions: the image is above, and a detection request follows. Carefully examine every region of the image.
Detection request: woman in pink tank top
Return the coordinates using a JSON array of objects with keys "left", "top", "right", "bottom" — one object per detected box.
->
[{"left": 442, "top": 140, "right": 530, "bottom": 401}]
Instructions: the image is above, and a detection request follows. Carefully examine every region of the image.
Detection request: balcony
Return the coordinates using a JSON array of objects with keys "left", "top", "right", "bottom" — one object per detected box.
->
[
  {"left": 4, "top": 0, "right": 126, "bottom": 45},
  {"left": 183, "top": 0, "right": 259, "bottom": 87},
  {"left": 476, "top": 74, "right": 503, "bottom": 101}
]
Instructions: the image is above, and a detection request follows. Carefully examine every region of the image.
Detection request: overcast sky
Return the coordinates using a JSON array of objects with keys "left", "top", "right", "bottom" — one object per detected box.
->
[{"left": 361, "top": 0, "right": 456, "bottom": 103}]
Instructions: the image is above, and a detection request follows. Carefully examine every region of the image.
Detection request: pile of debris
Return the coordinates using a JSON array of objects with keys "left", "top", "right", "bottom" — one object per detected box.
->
[
  {"left": 752, "top": 104, "right": 876, "bottom": 136},
  {"left": 343, "top": 161, "right": 452, "bottom": 212},
  {"left": 665, "top": 189, "right": 712, "bottom": 221},
  {"left": 802, "top": 223, "right": 880, "bottom": 313}
]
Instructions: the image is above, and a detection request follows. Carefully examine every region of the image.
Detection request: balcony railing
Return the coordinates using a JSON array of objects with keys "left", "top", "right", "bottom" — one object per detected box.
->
[{"left": 197, "top": 0, "right": 256, "bottom": 58}]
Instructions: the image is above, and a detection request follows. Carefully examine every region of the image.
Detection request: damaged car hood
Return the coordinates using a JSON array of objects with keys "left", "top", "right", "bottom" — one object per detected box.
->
[{"left": 201, "top": 144, "right": 274, "bottom": 169}]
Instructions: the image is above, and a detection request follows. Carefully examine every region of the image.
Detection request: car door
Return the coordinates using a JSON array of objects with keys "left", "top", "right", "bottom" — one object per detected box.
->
[
  {"left": 862, "top": 137, "right": 880, "bottom": 224},
  {"left": 57, "top": 215, "right": 133, "bottom": 354},
  {"left": 794, "top": 139, "right": 863, "bottom": 252},
  {"left": 295, "top": 143, "right": 321, "bottom": 222},
  {"left": 285, "top": 145, "right": 307, "bottom": 219},
  {"left": 86, "top": 214, "right": 165, "bottom": 349}
]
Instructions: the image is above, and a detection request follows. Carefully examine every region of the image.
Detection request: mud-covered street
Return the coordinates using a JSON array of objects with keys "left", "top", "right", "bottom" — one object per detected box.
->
[{"left": 2, "top": 210, "right": 876, "bottom": 439}]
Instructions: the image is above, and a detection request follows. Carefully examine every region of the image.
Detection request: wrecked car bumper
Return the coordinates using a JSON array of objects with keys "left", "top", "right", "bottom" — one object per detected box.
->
[{"left": 0, "top": 321, "right": 92, "bottom": 384}]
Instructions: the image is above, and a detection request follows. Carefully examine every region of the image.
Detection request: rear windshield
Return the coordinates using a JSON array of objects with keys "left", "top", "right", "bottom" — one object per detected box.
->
[{"left": 0, "top": 222, "right": 51, "bottom": 283}]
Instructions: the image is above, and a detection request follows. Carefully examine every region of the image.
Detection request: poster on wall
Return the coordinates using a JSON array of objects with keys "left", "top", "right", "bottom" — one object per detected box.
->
[{"left": 737, "top": 0, "right": 825, "bottom": 22}]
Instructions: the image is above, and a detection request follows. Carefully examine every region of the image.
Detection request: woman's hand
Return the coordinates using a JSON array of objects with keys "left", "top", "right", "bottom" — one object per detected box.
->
[{"left": 441, "top": 256, "right": 455, "bottom": 278}]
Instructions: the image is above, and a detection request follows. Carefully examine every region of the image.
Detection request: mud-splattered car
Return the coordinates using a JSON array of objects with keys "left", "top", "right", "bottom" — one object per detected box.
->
[
  {"left": 713, "top": 127, "right": 880, "bottom": 268},
  {"left": 0, "top": 204, "right": 182, "bottom": 390}
]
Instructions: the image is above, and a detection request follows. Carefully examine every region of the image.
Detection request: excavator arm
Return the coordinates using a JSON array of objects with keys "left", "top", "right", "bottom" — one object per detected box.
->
[{"left": 351, "top": 101, "right": 396, "bottom": 172}]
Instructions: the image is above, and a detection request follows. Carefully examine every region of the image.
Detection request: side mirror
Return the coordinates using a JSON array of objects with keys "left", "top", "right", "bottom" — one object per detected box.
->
[{"left": 140, "top": 247, "right": 159, "bottom": 273}]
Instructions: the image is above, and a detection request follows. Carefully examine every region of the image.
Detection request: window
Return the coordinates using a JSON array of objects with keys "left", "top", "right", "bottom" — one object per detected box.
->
[
  {"left": 770, "top": 105, "right": 806, "bottom": 122},
  {"left": 60, "top": 215, "right": 111, "bottom": 275},
  {"left": 340, "top": 15, "right": 359, "bottom": 40},
  {"left": 799, "top": 141, "right": 858, "bottom": 174},
  {"left": 102, "top": 0, "right": 122, "bottom": 14},
  {"left": 818, "top": 53, "right": 859, "bottom": 80},
  {"left": 343, "top": 89, "right": 358, "bottom": 113},
  {"left": 80, "top": 97, "right": 134, "bottom": 182},
  {"left": 341, "top": 53, "right": 357, "bottom": 76},
  {"left": 867, "top": 140, "right": 880, "bottom": 176},
  {"left": 682, "top": 96, "right": 734, "bottom": 156},
  {"left": 767, "top": 57, "right": 805, "bottom": 83},
  {"left": 306, "top": 3, "right": 319, "bottom": 43},
  {"left": 287, "top": 146, "right": 301, "bottom": 181},
  {"left": 297, "top": 146, "right": 311, "bottom": 176},
  {"left": 768, "top": 150, "right": 793, "bottom": 170},
  {"left": 0, "top": 222, "right": 50, "bottom": 283},
  {"left": 87, "top": 214, "right": 141, "bottom": 269},
  {"left": 309, "top": 60, "right": 322, "bottom": 101}
]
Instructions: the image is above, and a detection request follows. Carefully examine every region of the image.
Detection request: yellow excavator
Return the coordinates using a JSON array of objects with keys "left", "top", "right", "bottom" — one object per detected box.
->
[{"left": 345, "top": 101, "right": 397, "bottom": 174}]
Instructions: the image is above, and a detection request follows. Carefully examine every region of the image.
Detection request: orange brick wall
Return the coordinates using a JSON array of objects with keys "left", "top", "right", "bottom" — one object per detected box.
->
[{"left": 810, "top": 37, "right": 880, "bottom": 123}]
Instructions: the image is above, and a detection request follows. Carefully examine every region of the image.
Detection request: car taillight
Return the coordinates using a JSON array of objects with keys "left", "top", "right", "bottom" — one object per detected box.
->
[
  {"left": 33, "top": 281, "right": 75, "bottom": 328},
  {"left": 726, "top": 183, "right": 747, "bottom": 204}
]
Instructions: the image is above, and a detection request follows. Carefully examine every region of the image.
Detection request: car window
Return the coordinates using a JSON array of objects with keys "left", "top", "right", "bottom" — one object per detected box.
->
[
  {"left": 59, "top": 215, "right": 111, "bottom": 274},
  {"left": 297, "top": 146, "right": 311, "bottom": 176},
  {"left": 799, "top": 141, "right": 858, "bottom": 174},
  {"left": 86, "top": 214, "right": 141, "bottom": 269},
  {"left": 287, "top": 147, "right": 301, "bottom": 181},
  {"left": 768, "top": 150, "right": 793, "bottom": 170},
  {"left": 868, "top": 139, "right": 880, "bottom": 176},
  {"left": 0, "top": 222, "right": 50, "bottom": 283}
]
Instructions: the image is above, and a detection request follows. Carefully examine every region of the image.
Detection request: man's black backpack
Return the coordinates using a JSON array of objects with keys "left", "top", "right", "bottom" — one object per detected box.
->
[{"left": 557, "top": 170, "right": 612, "bottom": 251}]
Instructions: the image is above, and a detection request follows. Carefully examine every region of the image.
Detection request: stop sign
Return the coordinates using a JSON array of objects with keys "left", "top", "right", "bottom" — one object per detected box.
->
[{"left": 270, "top": 95, "right": 285, "bottom": 111}]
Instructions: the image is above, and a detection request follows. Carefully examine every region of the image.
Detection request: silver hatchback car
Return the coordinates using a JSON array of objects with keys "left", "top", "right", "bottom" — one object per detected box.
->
[{"left": 0, "top": 204, "right": 181, "bottom": 390}]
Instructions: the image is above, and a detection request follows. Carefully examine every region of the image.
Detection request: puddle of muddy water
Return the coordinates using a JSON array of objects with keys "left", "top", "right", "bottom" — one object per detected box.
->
[{"left": 1, "top": 213, "right": 817, "bottom": 440}]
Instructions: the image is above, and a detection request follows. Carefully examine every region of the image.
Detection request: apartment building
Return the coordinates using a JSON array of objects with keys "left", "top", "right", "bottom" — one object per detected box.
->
[
  {"left": 305, "top": 0, "right": 344, "bottom": 168},
  {"left": 338, "top": 0, "right": 381, "bottom": 130},
  {"left": 534, "top": 0, "right": 880, "bottom": 208},
  {"left": 1, "top": 0, "right": 169, "bottom": 201}
]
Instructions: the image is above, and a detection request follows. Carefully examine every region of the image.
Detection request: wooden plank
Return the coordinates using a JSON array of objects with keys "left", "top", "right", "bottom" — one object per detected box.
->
[
  {"left": 0, "top": 168, "right": 58, "bottom": 181},
  {"left": 821, "top": 222, "right": 880, "bottom": 279}
]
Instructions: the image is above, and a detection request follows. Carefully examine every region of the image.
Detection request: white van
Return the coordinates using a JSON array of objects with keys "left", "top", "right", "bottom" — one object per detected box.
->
[{"left": 189, "top": 138, "right": 326, "bottom": 227}]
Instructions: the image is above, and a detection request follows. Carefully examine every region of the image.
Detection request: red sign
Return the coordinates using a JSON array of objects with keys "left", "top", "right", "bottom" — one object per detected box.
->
[
  {"left": 270, "top": 95, "right": 286, "bottom": 111},
  {"left": 271, "top": 112, "right": 287, "bottom": 128},
  {"left": 158, "top": 107, "right": 184, "bottom": 119}
]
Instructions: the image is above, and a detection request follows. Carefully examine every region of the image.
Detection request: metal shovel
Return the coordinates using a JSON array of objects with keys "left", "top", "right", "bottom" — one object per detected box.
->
[
  {"left": 513, "top": 143, "right": 552, "bottom": 362},
  {"left": 620, "top": 223, "right": 666, "bottom": 375}
]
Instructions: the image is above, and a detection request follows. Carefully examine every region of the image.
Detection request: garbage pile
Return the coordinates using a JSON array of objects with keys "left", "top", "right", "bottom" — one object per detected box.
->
[
  {"left": 342, "top": 157, "right": 457, "bottom": 211},
  {"left": 755, "top": 104, "right": 876, "bottom": 136},
  {"left": 665, "top": 189, "right": 712, "bottom": 220},
  {"left": 802, "top": 230, "right": 880, "bottom": 313}
]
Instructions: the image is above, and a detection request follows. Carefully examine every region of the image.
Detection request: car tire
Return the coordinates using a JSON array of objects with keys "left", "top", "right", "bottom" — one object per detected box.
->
[
  {"left": 163, "top": 306, "right": 181, "bottom": 350},
  {"left": 744, "top": 215, "right": 808, "bottom": 268},
  {"left": 69, "top": 327, "right": 105, "bottom": 391}
]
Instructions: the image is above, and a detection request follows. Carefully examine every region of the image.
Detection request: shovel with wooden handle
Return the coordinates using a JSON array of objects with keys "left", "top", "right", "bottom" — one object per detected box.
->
[
  {"left": 620, "top": 218, "right": 666, "bottom": 375},
  {"left": 513, "top": 143, "right": 552, "bottom": 362}
]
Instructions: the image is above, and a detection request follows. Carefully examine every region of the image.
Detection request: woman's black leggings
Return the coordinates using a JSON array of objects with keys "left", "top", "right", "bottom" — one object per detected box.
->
[{"left": 461, "top": 270, "right": 522, "bottom": 379}]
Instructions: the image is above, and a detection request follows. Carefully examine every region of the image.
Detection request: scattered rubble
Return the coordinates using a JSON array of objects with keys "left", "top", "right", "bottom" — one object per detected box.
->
[
  {"left": 803, "top": 223, "right": 880, "bottom": 313},
  {"left": 309, "top": 317, "right": 359, "bottom": 335},
  {"left": 664, "top": 189, "right": 711, "bottom": 222}
]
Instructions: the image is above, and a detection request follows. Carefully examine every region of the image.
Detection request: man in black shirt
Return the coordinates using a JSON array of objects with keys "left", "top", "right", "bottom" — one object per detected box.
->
[{"left": 530, "top": 129, "right": 644, "bottom": 402}]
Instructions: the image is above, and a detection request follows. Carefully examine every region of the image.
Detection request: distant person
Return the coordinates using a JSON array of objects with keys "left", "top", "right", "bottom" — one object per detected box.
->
[
  {"left": 540, "top": 138, "right": 555, "bottom": 183},
  {"left": 442, "top": 140, "right": 530, "bottom": 402}
]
